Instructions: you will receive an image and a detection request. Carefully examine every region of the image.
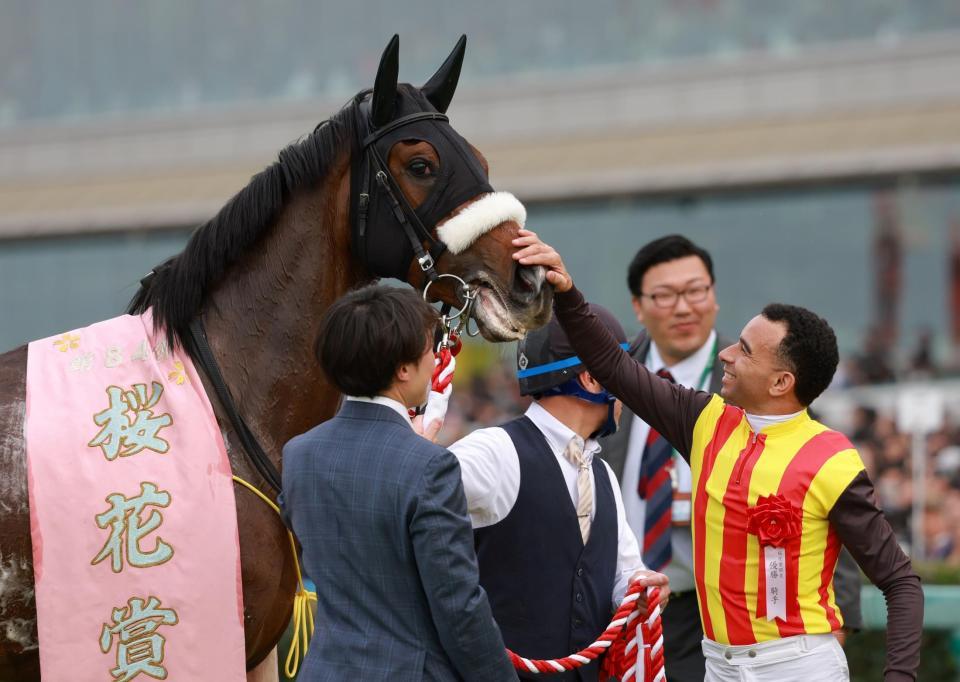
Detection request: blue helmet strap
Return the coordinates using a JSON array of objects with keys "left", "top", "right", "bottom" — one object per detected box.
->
[
  {"left": 541, "top": 378, "right": 619, "bottom": 438},
  {"left": 542, "top": 377, "right": 610, "bottom": 404}
]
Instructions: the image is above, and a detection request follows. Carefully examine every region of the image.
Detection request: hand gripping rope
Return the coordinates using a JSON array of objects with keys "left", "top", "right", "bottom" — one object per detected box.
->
[
  {"left": 433, "top": 343, "right": 457, "bottom": 387},
  {"left": 506, "top": 583, "right": 665, "bottom": 681}
]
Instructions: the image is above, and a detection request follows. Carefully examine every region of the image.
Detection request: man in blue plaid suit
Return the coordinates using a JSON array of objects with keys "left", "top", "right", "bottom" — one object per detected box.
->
[{"left": 281, "top": 284, "right": 517, "bottom": 681}]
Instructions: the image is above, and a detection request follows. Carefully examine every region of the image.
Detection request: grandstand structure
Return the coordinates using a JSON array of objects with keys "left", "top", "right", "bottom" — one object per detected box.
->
[{"left": 2, "top": 3, "right": 960, "bottom": 356}]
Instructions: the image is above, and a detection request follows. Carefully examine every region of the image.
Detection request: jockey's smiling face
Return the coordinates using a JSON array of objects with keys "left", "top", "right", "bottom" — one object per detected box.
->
[{"left": 718, "top": 315, "right": 798, "bottom": 415}]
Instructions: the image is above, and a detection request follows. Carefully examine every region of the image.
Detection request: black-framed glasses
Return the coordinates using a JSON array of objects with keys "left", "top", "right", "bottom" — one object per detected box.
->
[{"left": 641, "top": 283, "right": 713, "bottom": 309}]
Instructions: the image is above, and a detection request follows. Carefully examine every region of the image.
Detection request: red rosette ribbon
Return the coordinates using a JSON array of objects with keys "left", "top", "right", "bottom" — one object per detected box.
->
[
  {"left": 747, "top": 494, "right": 802, "bottom": 621},
  {"left": 746, "top": 494, "right": 802, "bottom": 548}
]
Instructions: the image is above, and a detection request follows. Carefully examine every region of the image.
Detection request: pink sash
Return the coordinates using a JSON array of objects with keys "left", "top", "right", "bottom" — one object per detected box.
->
[{"left": 26, "top": 312, "right": 246, "bottom": 681}]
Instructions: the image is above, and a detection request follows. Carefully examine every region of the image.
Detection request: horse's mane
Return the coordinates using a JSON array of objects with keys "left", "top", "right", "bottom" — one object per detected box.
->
[{"left": 127, "top": 97, "right": 362, "bottom": 352}]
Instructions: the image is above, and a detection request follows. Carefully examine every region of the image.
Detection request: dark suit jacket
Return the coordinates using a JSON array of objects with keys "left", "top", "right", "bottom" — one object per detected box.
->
[
  {"left": 600, "top": 330, "right": 862, "bottom": 627},
  {"left": 280, "top": 400, "right": 517, "bottom": 681}
]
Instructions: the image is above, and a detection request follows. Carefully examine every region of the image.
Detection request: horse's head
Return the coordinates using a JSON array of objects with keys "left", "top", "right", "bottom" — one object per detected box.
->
[{"left": 351, "top": 35, "right": 553, "bottom": 341}]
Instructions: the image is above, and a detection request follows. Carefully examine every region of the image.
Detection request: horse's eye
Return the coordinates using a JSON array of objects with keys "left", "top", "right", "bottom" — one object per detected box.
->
[{"left": 408, "top": 159, "right": 434, "bottom": 178}]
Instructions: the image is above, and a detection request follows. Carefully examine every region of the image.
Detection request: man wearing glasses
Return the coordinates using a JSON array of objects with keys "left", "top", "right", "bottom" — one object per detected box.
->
[{"left": 602, "top": 235, "right": 862, "bottom": 681}]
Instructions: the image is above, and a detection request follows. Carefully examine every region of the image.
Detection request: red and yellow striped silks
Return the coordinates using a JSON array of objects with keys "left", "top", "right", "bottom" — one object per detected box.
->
[{"left": 690, "top": 396, "right": 864, "bottom": 645}]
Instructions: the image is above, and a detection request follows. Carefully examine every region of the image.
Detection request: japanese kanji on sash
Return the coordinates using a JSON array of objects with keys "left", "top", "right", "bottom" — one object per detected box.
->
[{"left": 26, "top": 312, "right": 247, "bottom": 682}]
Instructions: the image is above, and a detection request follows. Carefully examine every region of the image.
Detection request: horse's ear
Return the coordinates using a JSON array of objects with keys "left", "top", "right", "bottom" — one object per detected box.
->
[
  {"left": 421, "top": 34, "right": 466, "bottom": 114},
  {"left": 371, "top": 34, "right": 400, "bottom": 128}
]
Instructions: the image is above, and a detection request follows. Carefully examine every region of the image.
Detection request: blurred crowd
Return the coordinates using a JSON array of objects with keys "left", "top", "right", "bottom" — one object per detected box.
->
[
  {"left": 836, "top": 323, "right": 960, "bottom": 564},
  {"left": 845, "top": 405, "right": 960, "bottom": 564},
  {"left": 439, "top": 338, "right": 960, "bottom": 565},
  {"left": 840, "top": 326, "right": 945, "bottom": 387}
]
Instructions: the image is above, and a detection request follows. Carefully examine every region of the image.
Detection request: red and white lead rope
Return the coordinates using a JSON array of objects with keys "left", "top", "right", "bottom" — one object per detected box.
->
[
  {"left": 432, "top": 346, "right": 455, "bottom": 392},
  {"left": 506, "top": 583, "right": 665, "bottom": 682},
  {"left": 638, "top": 587, "right": 666, "bottom": 682}
]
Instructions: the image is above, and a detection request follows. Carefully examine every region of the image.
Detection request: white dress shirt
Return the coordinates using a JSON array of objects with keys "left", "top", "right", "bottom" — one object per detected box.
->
[
  {"left": 449, "top": 401, "right": 645, "bottom": 605},
  {"left": 345, "top": 395, "right": 413, "bottom": 429},
  {"left": 621, "top": 330, "right": 716, "bottom": 594}
]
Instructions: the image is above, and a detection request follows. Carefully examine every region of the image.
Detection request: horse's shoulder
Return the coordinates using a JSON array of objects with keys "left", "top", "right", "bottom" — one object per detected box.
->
[
  {"left": 0, "top": 344, "right": 27, "bottom": 457},
  {"left": 0, "top": 344, "right": 27, "bottom": 387}
]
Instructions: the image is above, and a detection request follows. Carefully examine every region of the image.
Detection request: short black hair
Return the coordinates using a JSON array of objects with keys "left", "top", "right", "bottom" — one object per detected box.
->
[
  {"left": 627, "top": 235, "right": 715, "bottom": 297},
  {"left": 762, "top": 303, "right": 839, "bottom": 406},
  {"left": 316, "top": 284, "right": 438, "bottom": 397}
]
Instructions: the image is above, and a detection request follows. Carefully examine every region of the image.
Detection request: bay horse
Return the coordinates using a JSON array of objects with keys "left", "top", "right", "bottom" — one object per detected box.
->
[{"left": 0, "top": 35, "right": 553, "bottom": 680}]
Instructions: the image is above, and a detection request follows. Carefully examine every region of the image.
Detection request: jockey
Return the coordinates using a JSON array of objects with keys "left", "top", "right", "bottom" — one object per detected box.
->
[{"left": 513, "top": 229, "right": 923, "bottom": 682}]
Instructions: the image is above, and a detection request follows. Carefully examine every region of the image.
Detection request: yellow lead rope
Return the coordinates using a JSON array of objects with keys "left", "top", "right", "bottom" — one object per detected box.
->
[{"left": 233, "top": 475, "right": 317, "bottom": 679}]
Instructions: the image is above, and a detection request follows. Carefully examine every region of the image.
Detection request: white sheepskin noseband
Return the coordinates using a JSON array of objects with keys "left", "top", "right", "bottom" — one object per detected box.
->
[{"left": 436, "top": 192, "right": 527, "bottom": 254}]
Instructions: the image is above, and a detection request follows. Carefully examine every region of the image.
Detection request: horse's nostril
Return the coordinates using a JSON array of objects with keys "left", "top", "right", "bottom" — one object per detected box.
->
[
  {"left": 515, "top": 269, "right": 532, "bottom": 292},
  {"left": 513, "top": 264, "right": 544, "bottom": 303}
]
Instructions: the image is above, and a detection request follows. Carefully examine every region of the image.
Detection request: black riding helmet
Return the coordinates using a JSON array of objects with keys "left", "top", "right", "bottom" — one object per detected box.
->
[{"left": 517, "top": 304, "right": 628, "bottom": 397}]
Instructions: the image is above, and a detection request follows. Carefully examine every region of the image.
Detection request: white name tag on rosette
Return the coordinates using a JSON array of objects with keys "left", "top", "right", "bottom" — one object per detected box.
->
[
  {"left": 747, "top": 493, "right": 803, "bottom": 623},
  {"left": 762, "top": 546, "right": 787, "bottom": 621}
]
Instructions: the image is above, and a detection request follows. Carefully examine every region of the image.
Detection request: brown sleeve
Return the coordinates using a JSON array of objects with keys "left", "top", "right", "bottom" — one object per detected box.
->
[
  {"left": 828, "top": 470, "right": 923, "bottom": 682},
  {"left": 554, "top": 286, "right": 712, "bottom": 460}
]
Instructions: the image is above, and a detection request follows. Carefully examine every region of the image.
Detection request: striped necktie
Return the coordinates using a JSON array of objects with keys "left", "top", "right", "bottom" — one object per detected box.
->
[
  {"left": 638, "top": 368, "right": 675, "bottom": 571},
  {"left": 564, "top": 435, "right": 592, "bottom": 544}
]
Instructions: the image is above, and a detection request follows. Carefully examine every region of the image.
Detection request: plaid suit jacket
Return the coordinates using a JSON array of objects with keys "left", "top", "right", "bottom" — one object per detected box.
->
[{"left": 280, "top": 400, "right": 516, "bottom": 681}]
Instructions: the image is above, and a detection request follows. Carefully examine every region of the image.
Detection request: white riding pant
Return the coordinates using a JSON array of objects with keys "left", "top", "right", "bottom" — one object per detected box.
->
[{"left": 702, "top": 633, "right": 849, "bottom": 681}]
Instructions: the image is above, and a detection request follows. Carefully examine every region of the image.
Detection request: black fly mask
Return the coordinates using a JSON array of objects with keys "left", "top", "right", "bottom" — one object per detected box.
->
[{"left": 349, "top": 35, "right": 522, "bottom": 283}]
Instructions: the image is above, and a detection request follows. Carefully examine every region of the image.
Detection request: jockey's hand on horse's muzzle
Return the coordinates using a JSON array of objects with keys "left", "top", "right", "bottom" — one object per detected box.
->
[{"left": 512, "top": 229, "right": 573, "bottom": 293}]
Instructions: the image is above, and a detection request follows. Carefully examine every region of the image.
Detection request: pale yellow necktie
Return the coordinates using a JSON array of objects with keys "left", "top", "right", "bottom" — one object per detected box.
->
[{"left": 564, "top": 436, "right": 592, "bottom": 543}]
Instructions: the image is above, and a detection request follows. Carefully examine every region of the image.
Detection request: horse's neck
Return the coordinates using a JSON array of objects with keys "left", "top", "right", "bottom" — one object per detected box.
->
[{"left": 202, "top": 161, "right": 368, "bottom": 464}]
